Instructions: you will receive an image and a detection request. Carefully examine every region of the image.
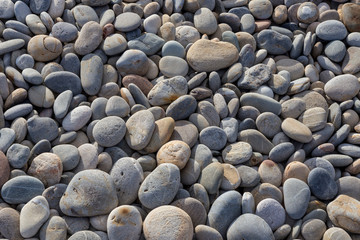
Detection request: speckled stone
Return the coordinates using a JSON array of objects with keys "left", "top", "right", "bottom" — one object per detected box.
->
[
  {"left": 93, "top": 116, "right": 126, "bottom": 147},
  {"left": 143, "top": 205, "right": 193, "bottom": 240},
  {"left": 107, "top": 205, "right": 142, "bottom": 240},
  {"left": 59, "top": 169, "right": 118, "bottom": 217},
  {"left": 222, "top": 141, "right": 252, "bottom": 164}
]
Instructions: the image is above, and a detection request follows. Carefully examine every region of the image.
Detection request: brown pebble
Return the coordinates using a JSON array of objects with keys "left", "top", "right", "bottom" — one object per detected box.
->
[{"left": 283, "top": 161, "right": 310, "bottom": 183}]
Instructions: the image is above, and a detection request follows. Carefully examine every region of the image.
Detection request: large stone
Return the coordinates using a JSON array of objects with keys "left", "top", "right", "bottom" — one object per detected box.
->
[
  {"left": 59, "top": 169, "right": 118, "bottom": 217},
  {"left": 186, "top": 39, "right": 239, "bottom": 72},
  {"left": 342, "top": 3, "right": 360, "bottom": 33},
  {"left": 324, "top": 74, "right": 360, "bottom": 102}
]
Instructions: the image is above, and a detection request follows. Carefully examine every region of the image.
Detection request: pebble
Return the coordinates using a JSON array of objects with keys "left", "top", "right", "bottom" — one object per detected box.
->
[
  {"left": 138, "top": 163, "right": 180, "bottom": 209},
  {"left": 186, "top": 39, "right": 239, "bottom": 72},
  {"left": 143, "top": 205, "right": 193, "bottom": 240},
  {"left": 308, "top": 168, "right": 338, "bottom": 200},
  {"left": 324, "top": 74, "right": 360, "bottom": 102},
  {"left": 323, "top": 227, "right": 352, "bottom": 240},
  {"left": 20, "top": 196, "right": 50, "bottom": 238},
  {"left": 59, "top": 169, "right": 118, "bottom": 217},
  {"left": 283, "top": 178, "right": 310, "bottom": 219},
  {"left": 0, "top": 208, "right": 22, "bottom": 240},
  {"left": 227, "top": 213, "right": 275, "bottom": 240},
  {"left": 27, "top": 152, "right": 63, "bottom": 187},
  {"left": 316, "top": 20, "right": 348, "bottom": 41},
  {"left": 327, "top": 195, "right": 360, "bottom": 234},
  {"left": 107, "top": 205, "right": 142, "bottom": 240},
  {"left": 0, "top": 0, "right": 358, "bottom": 238},
  {"left": 208, "top": 190, "right": 242, "bottom": 238},
  {"left": 222, "top": 141, "right": 252, "bottom": 165},
  {"left": 256, "top": 198, "right": 285, "bottom": 231},
  {"left": 1, "top": 175, "right": 45, "bottom": 204}
]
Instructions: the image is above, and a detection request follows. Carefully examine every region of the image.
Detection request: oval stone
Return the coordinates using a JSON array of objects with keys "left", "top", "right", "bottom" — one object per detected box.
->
[
  {"left": 138, "top": 163, "right": 180, "bottom": 209},
  {"left": 186, "top": 39, "right": 239, "bottom": 72},
  {"left": 1, "top": 175, "right": 45, "bottom": 204},
  {"left": 281, "top": 118, "right": 312, "bottom": 143},
  {"left": 93, "top": 116, "right": 126, "bottom": 147},
  {"left": 316, "top": 20, "right": 348, "bottom": 41},
  {"left": 283, "top": 178, "right": 310, "bottom": 219},
  {"left": 324, "top": 74, "right": 360, "bottom": 102},
  {"left": 27, "top": 35, "right": 62, "bottom": 62}
]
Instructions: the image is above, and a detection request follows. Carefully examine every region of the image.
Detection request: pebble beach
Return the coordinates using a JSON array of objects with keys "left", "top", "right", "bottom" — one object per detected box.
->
[{"left": 0, "top": 0, "right": 360, "bottom": 239}]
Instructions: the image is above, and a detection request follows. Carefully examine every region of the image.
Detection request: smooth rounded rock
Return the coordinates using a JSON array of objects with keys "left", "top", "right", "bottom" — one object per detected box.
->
[
  {"left": 283, "top": 178, "right": 310, "bottom": 219},
  {"left": 222, "top": 141, "right": 252, "bottom": 165},
  {"left": 27, "top": 35, "right": 62, "bottom": 62},
  {"left": 316, "top": 20, "right": 348, "bottom": 41},
  {"left": 199, "top": 126, "right": 227, "bottom": 151},
  {"left": 59, "top": 169, "right": 118, "bottom": 217},
  {"left": 256, "top": 198, "right": 285, "bottom": 231},
  {"left": 324, "top": 74, "right": 360, "bottom": 102},
  {"left": 308, "top": 168, "right": 338, "bottom": 200},
  {"left": 143, "top": 205, "right": 193, "bottom": 240},
  {"left": 93, "top": 116, "right": 126, "bottom": 147}
]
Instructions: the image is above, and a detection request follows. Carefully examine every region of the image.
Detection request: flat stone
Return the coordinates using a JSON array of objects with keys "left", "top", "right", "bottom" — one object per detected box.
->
[
  {"left": 283, "top": 178, "right": 310, "bottom": 219},
  {"left": 237, "top": 165, "right": 260, "bottom": 188},
  {"left": 324, "top": 74, "right": 360, "bottom": 102},
  {"left": 44, "top": 71, "right": 82, "bottom": 95},
  {"left": 283, "top": 161, "right": 310, "bottom": 183},
  {"left": 80, "top": 54, "right": 103, "bottom": 96},
  {"left": 114, "top": 12, "right": 141, "bottom": 32},
  {"left": 107, "top": 205, "right": 142, "bottom": 240},
  {"left": 129, "top": 33, "right": 165, "bottom": 56},
  {"left": 327, "top": 195, "right": 360, "bottom": 234},
  {"left": 59, "top": 169, "right": 118, "bottom": 217},
  {"left": 159, "top": 56, "right": 188, "bottom": 77},
  {"left": 301, "top": 219, "right": 326, "bottom": 240},
  {"left": 222, "top": 141, "right": 252, "bottom": 164},
  {"left": 20, "top": 196, "right": 50, "bottom": 238},
  {"left": 171, "top": 197, "right": 207, "bottom": 227},
  {"left": 62, "top": 106, "right": 92, "bottom": 132},
  {"left": 0, "top": 39, "right": 25, "bottom": 55},
  {"left": 125, "top": 110, "right": 155, "bottom": 151},
  {"left": 186, "top": 39, "right": 239, "bottom": 72},
  {"left": 93, "top": 116, "right": 126, "bottom": 147},
  {"left": 0, "top": 128, "right": 15, "bottom": 153},
  {"left": 276, "top": 59, "right": 304, "bottom": 80},
  {"left": 258, "top": 160, "right": 282, "bottom": 187},
  {"left": 256, "top": 198, "right": 285, "bottom": 231},
  {"left": 27, "top": 116, "right": 59, "bottom": 143},
  {"left": 1, "top": 175, "right": 45, "bottom": 204},
  {"left": 101, "top": 33, "right": 127, "bottom": 56},
  {"left": 316, "top": 20, "right": 348, "bottom": 41},
  {"left": 238, "top": 129, "right": 274, "bottom": 154},
  {"left": 308, "top": 167, "right": 338, "bottom": 200},
  {"left": 208, "top": 191, "right": 242, "bottom": 238},
  {"left": 337, "top": 176, "right": 360, "bottom": 201},
  {"left": 240, "top": 93, "right": 281, "bottom": 115},
  {"left": 269, "top": 142, "right": 295, "bottom": 163},
  {"left": 256, "top": 112, "right": 282, "bottom": 138},
  {"left": 0, "top": 208, "right": 23, "bottom": 240},
  {"left": 143, "top": 205, "right": 193, "bottom": 240},
  {"left": 138, "top": 163, "right": 180, "bottom": 209},
  {"left": 74, "top": 21, "right": 103, "bottom": 55},
  {"left": 281, "top": 118, "right": 312, "bottom": 143}
]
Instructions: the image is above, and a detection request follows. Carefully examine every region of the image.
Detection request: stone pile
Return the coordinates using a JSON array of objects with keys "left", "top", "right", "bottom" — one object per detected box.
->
[{"left": 0, "top": 0, "right": 360, "bottom": 239}]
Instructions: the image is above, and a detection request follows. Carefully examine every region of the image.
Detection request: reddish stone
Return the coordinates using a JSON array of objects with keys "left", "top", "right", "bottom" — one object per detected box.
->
[
  {"left": 0, "top": 151, "right": 10, "bottom": 188},
  {"left": 122, "top": 74, "right": 154, "bottom": 96}
]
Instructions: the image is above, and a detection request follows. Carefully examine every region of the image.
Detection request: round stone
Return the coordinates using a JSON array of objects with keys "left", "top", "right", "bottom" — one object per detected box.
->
[
  {"left": 258, "top": 160, "right": 282, "bottom": 187},
  {"left": 257, "top": 30, "right": 292, "bottom": 55},
  {"left": 27, "top": 153, "right": 63, "bottom": 187},
  {"left": 222, "top": 141, "right": 252, "bottom": 165},
  {"left": 171, "top": 197, "right": 207, "bottom": 227},
  {"left": 27, "top": 117, "right": 59, "bottom": 143},
  {"left": 256, "top": 112, "right": 282, "bottom": 138},
  {"left": 107, "top": 205, "right": 142, "bottom": 240},
  {"left": 199, "top": 126, "right": 227, "bottom": 151},
  {"left": 276, "top": 59, "right": 304, "bottom": 80},
  {"left": 342, "top": 3, "right": 360, "bottom": 33},
  {"left": 316, "top": 20, "right": 348, "bottom": 41},
  {"left": 308, "top": 167, "right": 338, "bottom": 200},
  {"left": 193, "top": 8, "right": 218, "bottom": 35},
  {"left": 114, "top": 12, "right": 141, "bottom": 32},
  {"left": 143, "top": 205, "right": 193, "bottom": 240},
  {"left": 144, "top": 117, "right": 175, "bottom": 153},
  {"left": 116, "top": 50, "right": 149, "bottom": 76},
  {"left": 101, "top": 33, "right": 127, "bottom": 56},
  {"left": 199, "top": 162, "right": 224, "bottom": 194},
  {"left": 324, "top": 40, "right": 346, "bottom": 62},
  {"left": 324, "top": 74, "right": 360, "bottom": 102},
  {"left": 195, "top": 225, "right": 223, "bottom": 240},
  {"left": 159, "top": 56, "right": 188, "bottom": 77},
  {"left": 74, "top": 21, "right": 103, "bottom": 55},
  {"left": 301, "top": 219, "right": 326, "bottom": 240},
  {"left": 299, "top": 107, "right": 327, "bottom": 132},
  {"left": 283, "top": 161, "right": 310, "bottom": 183},
  {"left": 227, "top": 214, "right": 275, "bottom": 240},
  {"left": 59, "top": 169, "right": 118, "bottom": 217},
  {"left": 157, "top": 140, "right": 190, "bottom": 170},
  {"left": 166, "top": 95, "right": 197, "bottom": 121},
  {"left": 297, "top": 2, "right": 319, "bottom": 23},
  {"left": 27, "top": 35, "right": 62, "bottom": 62},
  {"left": 138, "top": 163, "right": 180, "bottom": 209},
  {"left": 256, "top": 198, "right": 285, "bottom": 231},
  {"left": 323, "top": 227, "right": 352, "bottom": 240},
  {"left": 249, "top": 0, "right": 273, "bottom": 19},
  {"left": 51, "top": 144, "right": 79, "bottom": 171},
  {"left": 162, "top": 40, "right": 185, "bottom": 58},
  {"left": 93, "top": 116, "right": 126, "bottom": 147},
  {"left": 6, "top": 143, "right": 30, "bottom": 169},
  {"left": 51, "top": 22, "right": 78, "bottom": 43}
]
